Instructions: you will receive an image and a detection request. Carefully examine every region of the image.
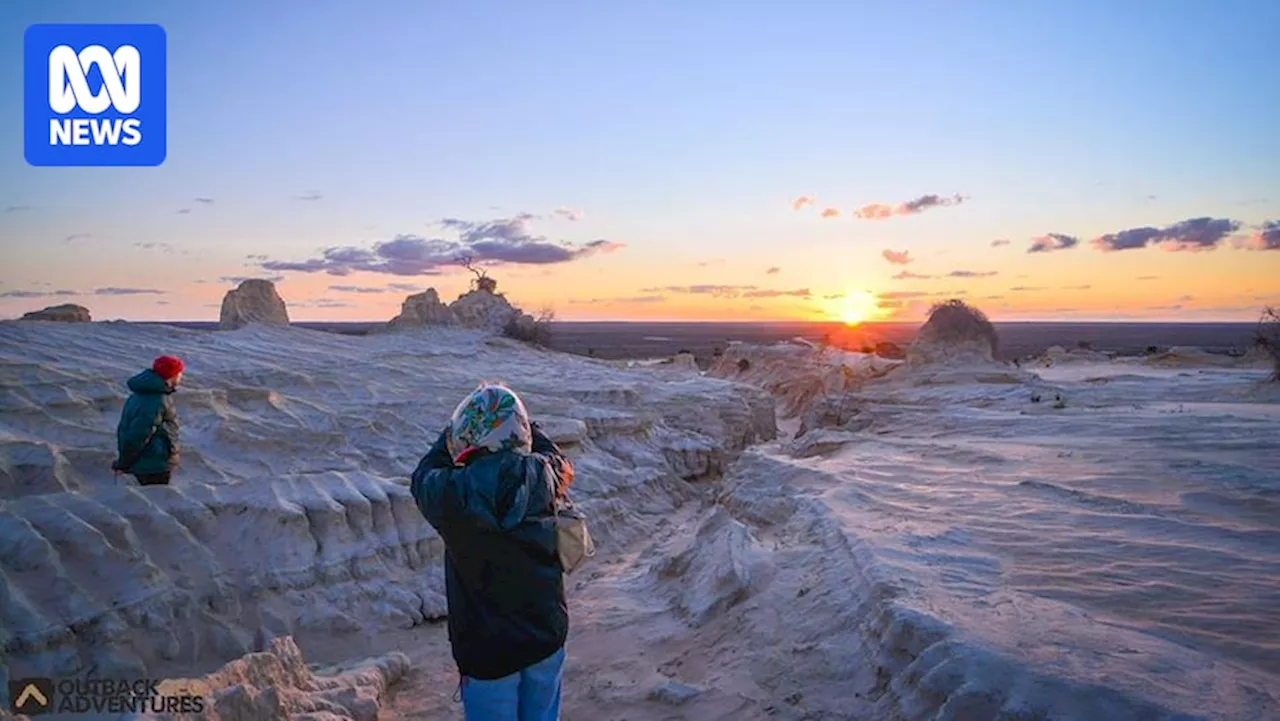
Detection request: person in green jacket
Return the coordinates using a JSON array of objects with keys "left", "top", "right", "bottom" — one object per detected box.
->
[{"left": 112, "top": 355, "right": 184, "bottom": 486}]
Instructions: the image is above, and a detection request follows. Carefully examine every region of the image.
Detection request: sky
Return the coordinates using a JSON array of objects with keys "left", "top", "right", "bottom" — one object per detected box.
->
[{"left": 1, "top": 0, "right": 1278, "bottom": 324}]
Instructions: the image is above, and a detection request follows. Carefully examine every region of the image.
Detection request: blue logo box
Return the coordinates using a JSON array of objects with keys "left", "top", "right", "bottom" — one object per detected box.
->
[{"left": 24, "top": 24, "right": 167, "bottom": 167}]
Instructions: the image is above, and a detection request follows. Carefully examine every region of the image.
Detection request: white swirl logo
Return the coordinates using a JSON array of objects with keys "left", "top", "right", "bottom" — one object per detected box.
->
[{"left": 48, "top": 44, "right": 140, "bottom": 114}]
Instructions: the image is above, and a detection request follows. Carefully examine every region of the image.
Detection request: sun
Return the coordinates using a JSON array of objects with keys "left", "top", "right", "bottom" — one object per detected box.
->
[{"left": 836, "top": 290, "right": 882, "bottom": 326}]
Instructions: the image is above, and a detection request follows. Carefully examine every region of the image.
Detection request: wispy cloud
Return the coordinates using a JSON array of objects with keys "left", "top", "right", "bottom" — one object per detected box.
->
[
  {"left": 1092, "top": 217, "right": 1242, "bottom": 252},
  {"left": 1009, "top": 286, "right": 1045, "bottom": 292},
  {"left": 63, "top": 233, "right": 92, "bottom": 243},
  {"left": 194, "top": 197, "right": 215, "bottom": 205},
  {"left": 1238, "top": 220, "right": 1280, "bottom": 251},
  {"left": 792, "top": 196, "right": 814, "bottom": 211},
  {"left": 221, "top": 275, "right": 284, "bottom": 284},
  {"left": 878, "top": 291, "right": 930, "bottom": 300},
  {"left": 854, "top": 193, "right": 967, "bottom": 220},
  {"left": 882, "top": 249, "right": 913, "bottom": 265},
  {"left": 765, "top": 266, "right": 781, "bottom": 275},
  {"left": 135, "top": 242, "right": 175, "bottom": 253},
  {"left": 4, "top": 205, "right": 32, "bottom": 213},
  {"left": 1028, "top": 233, "right": 1080, "bottom": 253},
  {"left": 695, "top": 258, "right": 726, "bottom": 268},
  {"left": 0, "top": 289, "right": 78, "bottom": 298},
  {"left": 568, "top": 295, "right": 666, "bottom": 305},
  {"left": 295, "top": 191, "right": 323, "bottom": 202},
  {"left": 329, "top": 285, "right": 387, "bottom": 294},
  {"left": 1062, "top": 284, "right": 1092, "bottom": 290},
  {"left": 553, "top": 206, "right": 584, "bottom": 221},
  {"left": 94, "top": 287, "right": 166, "bottom": 295},
  {"left": 947, "top": 270, "right": 998, "bottom": 278},
  {"left": 1137, "top": 275, "right": 1159, "bottom": 281},
  {"left": 261, "top": 215, "right": 625, "bottom": 277},
  {"left": 892, "top": 271, "right": 933, "bottom": 280},
  {"left": 743, "top": 288, "right": 810, "bottom": 298},
  {"left": 820, "top": 208, "right": 841, "bottom": 219},
  {"left": 638, "top": 284, "right": 807, "bottom": 299},
  {"left": 176, "top": 208, "right": 191, "bottom": 215},
  {"left": 990, "top": 239, "right": 1011, "bottom": 247},
  {"left": 387, "top": 283, "right": 428, "bottom": 293}
]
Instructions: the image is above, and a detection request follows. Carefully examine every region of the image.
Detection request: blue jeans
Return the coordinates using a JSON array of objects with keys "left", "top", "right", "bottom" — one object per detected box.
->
[{"left": 460, "top": 646, "right": 565, "bottom": 721}]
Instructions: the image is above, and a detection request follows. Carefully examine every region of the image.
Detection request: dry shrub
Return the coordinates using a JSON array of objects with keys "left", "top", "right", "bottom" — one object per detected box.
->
[{"left": 918, "top": 299, "right": 999, "bottom": 356}]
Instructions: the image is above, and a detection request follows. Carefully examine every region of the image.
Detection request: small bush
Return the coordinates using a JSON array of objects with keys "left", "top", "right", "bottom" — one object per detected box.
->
[
  {"left": 1076, "top": 340, "right": 1093, "bottom": 350},
  {"left": 502, "top": 308, "right": 555, "bottom": 347},
  {"left": 737, "top": 358, "right": 751, "bottom": 372},
  {"left": 919, "top": 299, "right": 999, "bottom": 355},
  {"left": 1255, "top": 306, "right": 1280, "bottom": 382}
]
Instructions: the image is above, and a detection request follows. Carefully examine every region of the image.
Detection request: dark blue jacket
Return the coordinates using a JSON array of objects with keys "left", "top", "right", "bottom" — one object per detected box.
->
[
  {"left": 114, "top": 369, "right": 180, "bottom": 475},
  {"left": 410, "top": 423, "right": 572, "bottom": 680}
]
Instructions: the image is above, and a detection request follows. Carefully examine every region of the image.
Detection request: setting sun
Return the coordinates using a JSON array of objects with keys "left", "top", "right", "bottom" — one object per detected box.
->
[{"left": 835, "top": 290, "right": 883, "bottom": 326}]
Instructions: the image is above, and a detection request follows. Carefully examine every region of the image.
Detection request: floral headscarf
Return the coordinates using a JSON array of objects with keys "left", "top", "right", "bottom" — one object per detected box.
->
[{"left": 446, "top": 383, "right": 533, "bottom": 462}]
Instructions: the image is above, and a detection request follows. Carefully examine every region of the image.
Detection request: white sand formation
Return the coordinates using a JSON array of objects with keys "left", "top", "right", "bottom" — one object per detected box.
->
[
  {"left": 707, "top": 344, "right": 901, "bottom": 418},
  {"left": 141, "top": 636, "right": 407, "bottom": 721},
  {"left": 907, "top": 298, "right": 1000, "bottom": 367},
  {"left": 2, "top": 309, "right": 1277, "bottom": 721},
  {"left": 384, "top": 288, "right": 457, "bottom": 330},
  {"left": 19, "top": 303, "right": 92, "bottom": 322},
  {"left": 218, "top": 280, "right": 290, "bottom": 330},
  {"left": 382, "top": 277, "right": 538, "bottom": 336}
]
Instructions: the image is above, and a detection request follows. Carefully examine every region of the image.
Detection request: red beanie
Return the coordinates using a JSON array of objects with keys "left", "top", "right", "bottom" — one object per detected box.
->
[{"left": 152, "top": 355, "right": 185, "bottom": 380}]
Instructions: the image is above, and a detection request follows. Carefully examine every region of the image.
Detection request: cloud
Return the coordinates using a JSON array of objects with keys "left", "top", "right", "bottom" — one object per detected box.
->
[
  {"left": 63, "top": 233, "right": 92, "bottom": 243},
  {"left": 1178, "top": 295, "right": 1195, "bottom": 302},
  {"left": 1092, "top": 217, "right": 1241, "bottom": 252},
  {"left": 176, "top": 208, "right": 191, "bottom": 215},
  {"left": 4, "top": 205, "right": 32, "bottom": 213},
  {"left": 1028, "top": 233, "right": 1080, "bottom": 253},
  {"left": 640, "top": 284, "right": 756, "bottom": 298},
  {"left": 1239, "top": 220, "right": 1280, "bottom": 251},
  {"left": 295, "top": 191, "right": 323, "bottom": 201},
  {"left": 984, "top": 295, "right": 1004, "bottom": 300},
  {"left": 882, "top": 249, "right": 913, "bottom": 265},
  {"left": 553, "top": 207, "right": 584, "bottom": 221},
  {"left": 194, "top": 197, "right": 215, "bottom": 205},
  {"left": 878, "top": 291, "right": 930, "bottom": 299},
  {"left": 387, "top": 283, "right": 428, "bottom": 293},
  {"left": 947, "top": 270, "right": 998, "bottom": 278},
  {"left": 892, "top": 271, "right": 933, "bottom": 280},
  {"left": 329, "top": 285, "right": 387, "bottom": 294},
  {"left": 990, "top": 239, "right": 1011, "bottom": 247},
  {"left": 695, "top": 259, "right": 726, "bottom": 268},
  {"left": 1137, "top": 275, "right": 1159, "bottom": 280},
  {"left": 221, "top": 275, "right": 284, "bottom": 284},
  {"left": 792, "top": 196, "right": 814, "bottom": 211},
  {"left": 568, "top": 295, "right": 667, "bottom": 305},
  {"left": 821, "top": 208, "right": 841, "bottom": 219},
  {"left": 742, "top": 288, "right": 810, "bottom": 298},
  {"left": 1009, "top": 286, "right": 1045, "bottom": 291},
  {"left": 1146, "top": 304, "right": 1184, "bottom": 312},
  {"left": 135, "top": 242, "right": 175, "bottom": 253},
  {"left": 94, "top": 287, "right": 166, "bottom": 295},
  {"left": 766, "top": 266, "right": 781, "bottom": 275},
  {"left": 854, "top": 193, "right": 967, "bottom": 220},
  {"left": 262, "top": 216, "right": 624, "bottom": 277},
  {"left": 1062, "top": 284, "right": 1092, "bottom": 290},
  {"left": 0, "top": 289, "right": 78, "bottom": 298}
]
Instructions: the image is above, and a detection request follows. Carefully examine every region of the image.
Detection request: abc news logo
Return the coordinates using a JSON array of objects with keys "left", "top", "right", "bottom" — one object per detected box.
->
[
  {"left": 24, "top": 24, "right": 167, "bottom": 166},
  {"left": 48, "top": 44, "right": 143, "bottom": 146}
]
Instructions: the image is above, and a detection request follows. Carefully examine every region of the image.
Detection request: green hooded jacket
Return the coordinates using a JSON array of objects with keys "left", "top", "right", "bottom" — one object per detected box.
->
[{"left": 115, "top": 369, "right": 181, "bottom": 475}]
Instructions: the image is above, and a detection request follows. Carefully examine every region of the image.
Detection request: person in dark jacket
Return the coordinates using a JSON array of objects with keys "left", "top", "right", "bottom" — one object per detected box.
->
[
  {"left": 112, "top": 355, "right": 184, "bottom": 486},
  {"left": 410, "top": 383, "right": 574, "bottom": 721}
]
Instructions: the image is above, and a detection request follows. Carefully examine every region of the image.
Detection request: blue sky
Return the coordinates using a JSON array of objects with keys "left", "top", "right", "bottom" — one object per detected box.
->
[{"left": 1, "top": 0, "right": 1278, "bottom": 322}]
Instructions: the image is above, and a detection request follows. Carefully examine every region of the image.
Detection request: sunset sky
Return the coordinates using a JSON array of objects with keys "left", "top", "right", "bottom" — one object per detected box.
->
[{"left": 2, "top": 0, "right": 1278, "bottom": 323}]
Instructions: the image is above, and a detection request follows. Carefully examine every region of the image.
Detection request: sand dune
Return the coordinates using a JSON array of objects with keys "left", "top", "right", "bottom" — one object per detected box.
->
[{"left": 2, "top": 320, "right": 1277, "bottom": 720}]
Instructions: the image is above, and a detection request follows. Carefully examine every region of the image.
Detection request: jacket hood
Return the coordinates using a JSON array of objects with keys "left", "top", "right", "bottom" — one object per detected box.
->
[
  {"left": 127, "top": 368, "right": 172, "bottom": 394},
  {"left": 455, "top": 453, "right": 550, "bottom": 533},
  {"left": 447, "top": 384, "right": 533, "bottom": 461}
]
